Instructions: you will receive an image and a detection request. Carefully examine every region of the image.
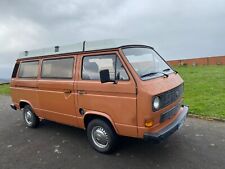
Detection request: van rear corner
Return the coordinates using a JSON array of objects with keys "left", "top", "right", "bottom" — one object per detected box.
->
[{"left": 9, "top": 61, "right": 20, "bottom": 111}]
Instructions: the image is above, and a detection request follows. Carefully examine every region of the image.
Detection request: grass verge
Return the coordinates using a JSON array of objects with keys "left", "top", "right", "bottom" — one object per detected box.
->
[
  {"left": 175, "top": 65, "right": 225, "bottom": 120},
  {"left": 0, "top": 84, "right": 10, "bottom": 95}
]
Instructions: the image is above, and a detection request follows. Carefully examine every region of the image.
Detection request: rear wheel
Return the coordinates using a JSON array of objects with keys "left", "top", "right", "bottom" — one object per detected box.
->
[
  {"left": 87, "top": 119, "right": 118, "bottom": 153},
  {"left": 23, "top": 105, "right": 40, "bottom": 128}
]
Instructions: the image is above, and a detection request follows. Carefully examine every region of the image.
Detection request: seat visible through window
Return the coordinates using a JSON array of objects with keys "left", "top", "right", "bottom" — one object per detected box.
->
[
  {"left": 82, "top": 54, "right": 129, "bottom": 81},
  {"left": 83, "top": 61, "right": 99, "bottom": 80}
]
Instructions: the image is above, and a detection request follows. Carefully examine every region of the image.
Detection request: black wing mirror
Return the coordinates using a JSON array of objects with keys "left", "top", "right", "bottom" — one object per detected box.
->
[{"left": 100, "top": 69, "right": 117, "bottom": 84}]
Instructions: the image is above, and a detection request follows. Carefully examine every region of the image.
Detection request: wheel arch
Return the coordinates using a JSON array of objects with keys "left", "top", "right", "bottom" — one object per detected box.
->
[
  {"left": 83, "top": 112, "right": 119, "bottom": 134},
  {"left": 19, "top": 100, "right": 33, "bottom": 109}
]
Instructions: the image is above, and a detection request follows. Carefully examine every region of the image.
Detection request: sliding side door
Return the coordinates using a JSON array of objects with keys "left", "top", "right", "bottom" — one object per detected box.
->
[{"left": 37, "top": 56, "right": 78, "bottom": 127}]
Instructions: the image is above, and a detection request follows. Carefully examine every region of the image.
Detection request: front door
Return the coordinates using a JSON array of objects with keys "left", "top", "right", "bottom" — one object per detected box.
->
[
  {"left": 37, "top": 56, "right": 78, "bottom": 127},
  {"left": 77, "top": 51, "right": 137, "bottom": 137}
]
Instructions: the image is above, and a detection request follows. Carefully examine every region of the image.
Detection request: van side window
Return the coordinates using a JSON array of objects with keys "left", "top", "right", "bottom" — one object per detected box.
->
[
  {"left": 41, "top": 58, "right": 74, "bottom": 79},
  {"left": 12, "top": 62, "right": 20, "bottom": 78},
  {"left": 82, "top": 54, "right": 129, "bottom": 81},
  {"left": 18, "top": 61, "right": 39, "bottom": 78}
]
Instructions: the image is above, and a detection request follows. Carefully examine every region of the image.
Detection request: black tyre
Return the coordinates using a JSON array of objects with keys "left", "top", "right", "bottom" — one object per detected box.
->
[
  {"left": 23, "top": 105, "right": 40, "bottom": 128},
  {"left": 87, "top": 119, "right": 118, "bottom": 153}
]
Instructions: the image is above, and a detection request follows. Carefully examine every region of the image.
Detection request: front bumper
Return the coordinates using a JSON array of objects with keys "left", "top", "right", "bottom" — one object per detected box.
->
[{"left": 144, "top": 105, "right": 188, "bottom": 141}]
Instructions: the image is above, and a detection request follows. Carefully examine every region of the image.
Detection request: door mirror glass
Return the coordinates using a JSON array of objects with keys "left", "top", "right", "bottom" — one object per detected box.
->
[{"left": 100, "top": 69, "right": 111, "bottom": 83}]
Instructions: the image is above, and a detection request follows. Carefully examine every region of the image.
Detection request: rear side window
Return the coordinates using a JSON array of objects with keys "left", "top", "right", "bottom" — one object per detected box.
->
[
  {"left": 18, "top": 61, "right": 39, "bottom": 78},
  {"left": 82, "top": 54, "right": 129, "bottom": 81},
  {"left": 41, "top": 58, "right": 74, "bottom": 79},
  {"left": 11, "top": 62, "right": 20, "bottom": 78}
]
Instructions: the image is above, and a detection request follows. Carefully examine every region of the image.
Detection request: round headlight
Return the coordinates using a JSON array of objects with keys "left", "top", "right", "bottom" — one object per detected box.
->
[{"left": 153, "top": 96, "right": 160, "bottom": 110}]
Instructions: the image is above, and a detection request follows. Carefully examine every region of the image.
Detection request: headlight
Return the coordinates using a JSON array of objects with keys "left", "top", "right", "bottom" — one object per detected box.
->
[{"left": 153, "top": 96, "right": 160, "bottom": 110}]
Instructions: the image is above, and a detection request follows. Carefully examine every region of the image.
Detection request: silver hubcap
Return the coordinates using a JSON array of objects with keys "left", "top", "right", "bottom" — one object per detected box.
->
[
  {"left": 25, "top": 110, "right": 33, "bottom": 125},
  {"left": 91, "top": 126, "right": 109, "bottom": 149}
]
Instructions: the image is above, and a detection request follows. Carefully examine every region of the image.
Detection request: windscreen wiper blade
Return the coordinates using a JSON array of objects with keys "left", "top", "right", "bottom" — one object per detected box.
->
[
  {"left": 141, "top": 71, "right": 168, "bottom": 78},
  {"left": 163, "top": 68, "right": 171, "bottom": 72},
  {"left": 163, "top": 68, "right": 178, "bottom": 74}
]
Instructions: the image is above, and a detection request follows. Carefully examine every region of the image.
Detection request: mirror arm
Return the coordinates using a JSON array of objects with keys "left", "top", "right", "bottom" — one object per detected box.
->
[
  {"left": 102, "top": 80, "right": 117, "bottom": 84},
  {"left": 113, "top": 80, "right": 118, "bottom": 84},
  {"left": 106, "top": 80, "right": 117, "bottom": 84}
]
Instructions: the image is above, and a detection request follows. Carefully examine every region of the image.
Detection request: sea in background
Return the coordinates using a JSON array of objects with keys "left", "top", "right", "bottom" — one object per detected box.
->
[{"left": 0, "top": 78, "right": 10, "bottom": 84}]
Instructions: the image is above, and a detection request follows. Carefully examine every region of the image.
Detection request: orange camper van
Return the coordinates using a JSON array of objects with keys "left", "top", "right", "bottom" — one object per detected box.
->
[{"left": 10, "top": 39, "right": 188, "bottom": 153}]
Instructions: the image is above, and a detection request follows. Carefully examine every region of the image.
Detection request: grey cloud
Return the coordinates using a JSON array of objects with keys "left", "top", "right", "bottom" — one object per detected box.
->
[{"left": 0, "top": 0, "right": 225, "bottom": 78}]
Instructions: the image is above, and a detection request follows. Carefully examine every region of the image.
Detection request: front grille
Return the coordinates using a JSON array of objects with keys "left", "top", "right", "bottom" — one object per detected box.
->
[
  {"left": 154, "top": 83, "right": 183, "bottom": 111},
  {"left": 160, "top": 103, "right": 181, "bottom": 123}
]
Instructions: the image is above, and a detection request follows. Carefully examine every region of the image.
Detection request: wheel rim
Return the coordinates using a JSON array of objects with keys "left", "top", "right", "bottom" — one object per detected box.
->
[
  {"left": 91, "top": 126, "right": 109, "bottom": 149},
  {"left": 25, "top": 110, "right": 33, "bottom": 125}
]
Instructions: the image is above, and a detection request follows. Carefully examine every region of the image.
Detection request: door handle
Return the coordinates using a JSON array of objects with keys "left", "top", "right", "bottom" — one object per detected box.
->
[
  {"left": 78, "top": 90, "right": 86, "bottom": 95},
  {"left": 64, "top": 89, "right": 72, "bottom": 94}
]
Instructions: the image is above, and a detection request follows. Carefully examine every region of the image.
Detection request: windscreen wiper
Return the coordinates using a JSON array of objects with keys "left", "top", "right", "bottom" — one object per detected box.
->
[
  {"left": 141, "top": 71, "right": 168, "bottom": 78},
  {"left": 163, "top": 68, "right": 171, "bottom": 72},
  {"left": 163, "top": 68, "right": 178, "bottom": 74}
]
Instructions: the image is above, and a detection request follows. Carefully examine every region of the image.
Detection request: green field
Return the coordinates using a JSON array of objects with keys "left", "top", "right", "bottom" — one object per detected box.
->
[
  {"left": 176, "top": 65, "right": 225, "bottom": 120},
  {"left": 0, "top": 84, "right": 10, "bottom": 95},
  {"left": 0, "top": 66, "right": 225, "bottom": 119}
]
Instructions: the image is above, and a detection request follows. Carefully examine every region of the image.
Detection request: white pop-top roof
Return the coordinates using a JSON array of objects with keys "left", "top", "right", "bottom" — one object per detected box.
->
[{"left": 19, "top": 39, "right": 151, "bottom": 58}]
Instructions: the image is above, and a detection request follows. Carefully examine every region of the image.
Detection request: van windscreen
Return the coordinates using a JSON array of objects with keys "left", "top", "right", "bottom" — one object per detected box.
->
[{"left": 122, "top": 47, "right": 174, "bottom": 80}]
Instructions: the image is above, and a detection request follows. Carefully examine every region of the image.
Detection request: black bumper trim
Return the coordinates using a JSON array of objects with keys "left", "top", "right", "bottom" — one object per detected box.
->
[{"left": 144, "top": 105, "right": 188, "bottom": 141}]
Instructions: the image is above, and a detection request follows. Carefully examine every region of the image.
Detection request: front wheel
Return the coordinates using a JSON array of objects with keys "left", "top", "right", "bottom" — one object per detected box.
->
[
  {"left": 87, "top": 119, "right": 118, "bottom": 153},
  {"left": 23, "top": 105, "right": 40, "bottom": 128}
]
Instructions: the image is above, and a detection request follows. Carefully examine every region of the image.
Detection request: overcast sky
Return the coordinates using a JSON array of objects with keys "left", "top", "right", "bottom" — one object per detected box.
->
[{"left": 0, "top": 0, "right": 225, "bottom": 79}]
